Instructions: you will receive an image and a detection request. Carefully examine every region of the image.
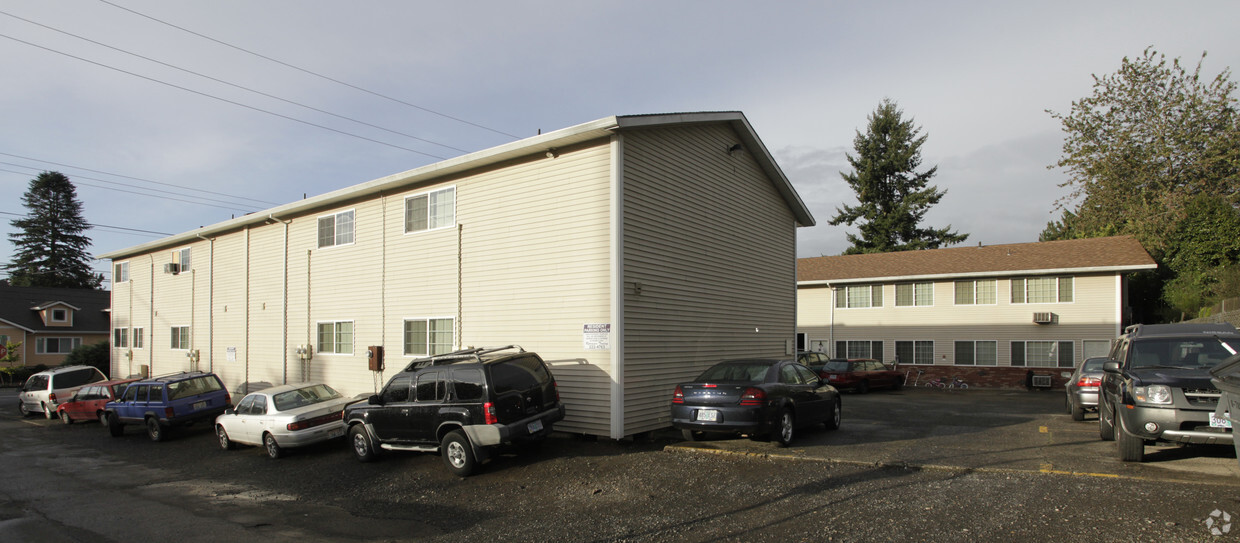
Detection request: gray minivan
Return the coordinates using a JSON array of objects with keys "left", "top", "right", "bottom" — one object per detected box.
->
[{"left": 19, "top": 365, "right": 107, "bottom": 418}]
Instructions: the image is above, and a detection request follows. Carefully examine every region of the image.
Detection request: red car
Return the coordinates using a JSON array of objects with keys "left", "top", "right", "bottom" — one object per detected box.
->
[
  {"left": 56, "top": 378, "right": 139, "bottom": 425},
  {"left": 818, "top": 359, "right": 904, "bottom": 393}
]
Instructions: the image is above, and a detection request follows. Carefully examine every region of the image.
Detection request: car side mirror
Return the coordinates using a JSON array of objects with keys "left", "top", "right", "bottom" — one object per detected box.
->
[
  {"left": 1103, "top": 361, "right": 1121, "bottom": 374},
  {"left": 368, "top": 394, "right": 383, "bottom": 406}
]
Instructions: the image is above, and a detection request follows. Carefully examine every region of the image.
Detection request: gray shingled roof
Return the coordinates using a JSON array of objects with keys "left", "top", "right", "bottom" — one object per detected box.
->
[
  {"left": 798, "top": 236, "right": 1157, "bottom": 284},
  {"left": 0, "top": 285, "right": 110, "bottom": 333}
]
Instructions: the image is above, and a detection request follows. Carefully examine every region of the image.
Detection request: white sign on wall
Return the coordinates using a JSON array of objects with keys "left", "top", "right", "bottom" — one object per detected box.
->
[
  {"left": 226, "top": 347, "right": 237, "bottom": 362},
  {"left": 583, "top": 323, "right": 610, "bottom": 351}
]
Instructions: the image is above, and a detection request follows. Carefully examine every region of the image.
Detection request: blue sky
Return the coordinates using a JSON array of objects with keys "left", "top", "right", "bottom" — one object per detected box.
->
[{"left": 2, "top": 1, "right": 1238, "bottom": 285}]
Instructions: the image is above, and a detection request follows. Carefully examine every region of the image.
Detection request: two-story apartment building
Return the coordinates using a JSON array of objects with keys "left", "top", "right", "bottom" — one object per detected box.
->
[
  {"left": 0, "top": 284, "right": 110, "bottom": 368},
  {"left": 796, "top": 236, "right": 1157, "bottom": 388},
  {"left": 100, "top": 112, "right": 815, "bottom": 439}
]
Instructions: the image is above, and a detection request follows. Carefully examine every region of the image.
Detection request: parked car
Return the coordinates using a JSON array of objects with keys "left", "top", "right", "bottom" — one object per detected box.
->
[
  {"left": 795, "top": 351, "right": 832, "bottom": 373},
  {"left": 343, "top": 346, "right": 566, "bottom": 476},
  {"left": 1099, "top": 323, "right": 1238, "bottom": 462},
  {"left": 18, "top": 365, "right": 107, "bottom": 419},
  {"left": 671, "top": 358, "right": 841, "bottom": 446},
  {"left": 817, "top": 358, "right": 904, "bottom": 393},
  {"left": 215, "top": 383, "right": 356, "bottom": 459},
  {"left": 56, "top": 378, "right": 139, "bottom": 425},
  {"left": 104, "top": 372, "right": 232, "bottom": 442},
  {"left": 1065, "top": 357, "right": 1107, "bottom": 421}
]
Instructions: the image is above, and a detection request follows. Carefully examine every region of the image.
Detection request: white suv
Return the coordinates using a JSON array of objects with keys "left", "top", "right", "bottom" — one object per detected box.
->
[{"left": 19, "top": 365, "right": 107, "bottom": 419}]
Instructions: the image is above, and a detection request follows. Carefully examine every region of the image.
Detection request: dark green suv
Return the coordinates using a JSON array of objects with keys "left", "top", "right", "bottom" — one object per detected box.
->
[
  {"left": 343, "top": 346, "right": 566, "bottom": 476},
  {"left": 1099, "top": 323, "right": 1239, "bottom": 462}
]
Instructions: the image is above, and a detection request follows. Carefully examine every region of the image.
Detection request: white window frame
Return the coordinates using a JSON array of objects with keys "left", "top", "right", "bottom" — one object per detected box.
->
[
  {"left": 170, "top": 326, "right": 190, "bottom": 350},
  {"left": 404, "top": 186, "right": 456, "bottom": 234},
  {"left": 1011, "top": 276, "right": 1074, "bottom": 304},
  {"left": 835, "top": 340, "right": 883, "bottom": 360},
  {"left": 317, "top": 209, "right": 356, "bottom": 249},
  {"left": 133, "top": 327, "right": 145, "bottom": 349},
  {"left": 36, "top": 337, "right": 81, "bottom": 354},
  {"left": 895, "top": 282, "right": 934, "bottom": 307},
  {"left": 50, "top": 308, "right": 69, "bottom": 323},
  {"left": 954, "top": 340, "right": 997, "bottom": 366},
  {"left": 836, "top": 284, "right": 883, "bottom": 309},
  {"left": 896, "top": 340, "right": 935, "bottom": 365},
  {"left": 1011, "top": 340, "right": 1075, "bottom": 368},
  {"left": 403, "top": 317, "right": 456, "bottom": 356},
  {"left": 316, "top": 320, "right": 354, "bottom": 355},
  {"left": 114, "top": 261, "right": 130, "bottom": 283},
  {"left": 113, "top": 328, "right": 128, "bottom": 348},
  {"left": 172, "top": 246, "right": 192, "bottom": 272},
  {"left": 954, "top": 279, "right": 997, "bottom": 305}
]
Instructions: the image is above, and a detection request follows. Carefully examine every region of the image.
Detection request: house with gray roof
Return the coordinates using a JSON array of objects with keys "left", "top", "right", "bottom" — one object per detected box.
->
[
  {"left": 796, "top": 236, "right": 1157, "bottom": 388},
  {"left": 0, "top": 284, "right": 110, "bottom": 369}
]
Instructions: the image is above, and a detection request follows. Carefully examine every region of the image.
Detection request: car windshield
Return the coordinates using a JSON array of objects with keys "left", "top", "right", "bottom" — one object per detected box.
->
[
  {"left": 695, "top": 363, "right": 770, "bottom": 383},
  {"left": 1130, "top": 339, "right": 1238, "bottom": 369},
  {"left": 822, "top": 361, "right": 851, "bottom": 372},
  {"left": 272, "top": 384, "right": 342, "bottom": 411}
]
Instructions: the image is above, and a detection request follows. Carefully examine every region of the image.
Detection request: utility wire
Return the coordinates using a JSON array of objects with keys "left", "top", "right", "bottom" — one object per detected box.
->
[
  {"left": 0, "top": 32, "right": 449, "bottom": 160},
  {"left": 0, "top": 161, "right": 263, "bottom": 210},
  {"left": 97, "top": 0, "right": 521, "bottom": 141},
  {"left": 0, "top": 151, "right": 279, "bottom": 207},
  {"left": 0, "top": 168, "right": 259, "bottom": 212},
  {"left": 0, "top": 9, "right": 469, "bottom": 154},
  {"left": 0, "top": 211, "right": 172, "bottom": 236}
]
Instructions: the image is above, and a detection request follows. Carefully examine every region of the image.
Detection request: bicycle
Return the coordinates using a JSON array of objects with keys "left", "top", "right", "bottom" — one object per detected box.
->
[
  {"left": 945, "top": 376, "right": 969, "bottom": 390},
  {"left": 924, "top": 376, "right": 946, "bottom": 388}
]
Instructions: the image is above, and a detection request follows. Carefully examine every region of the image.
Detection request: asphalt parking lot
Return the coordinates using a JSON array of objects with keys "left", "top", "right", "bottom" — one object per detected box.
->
[{"left": 666, "top": 385, "right": 1240, "bottom": 485}]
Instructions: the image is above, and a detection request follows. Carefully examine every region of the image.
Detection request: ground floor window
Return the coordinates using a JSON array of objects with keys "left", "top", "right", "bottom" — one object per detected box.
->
[
  {"left": 954, "top": 340, "right": 997, "bottom": 365},
  {"left": 170, "top": 326, "right": 190, "bottom": 350},
  {"left": 113, "top": 328, "right": 128, "bottom": 348},
  {"left": 1011, "top": 340, "right": 1074, "bottom": 368},
  {"left": 895, "top": 340, "right": 934, "bottom": 365},
  {"left": 836, "top": 340, "right": 883, "bottom": 360},
  {"left": 37, "top": 337, "right": 81, "bottom": 354},
  {"left": 317, "top": 321, "right": 354, "bottom": 354},
  {"left": 404, "top": 318, "right": 454, "bottom": 356},
  {"left": 133, "top": 327, "right": 144, "bottom": 349}
]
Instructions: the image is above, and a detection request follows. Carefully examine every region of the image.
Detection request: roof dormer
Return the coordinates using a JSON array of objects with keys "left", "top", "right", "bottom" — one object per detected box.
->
[{"left": 31, "top": 301, "right": 80, "bottom": 327}]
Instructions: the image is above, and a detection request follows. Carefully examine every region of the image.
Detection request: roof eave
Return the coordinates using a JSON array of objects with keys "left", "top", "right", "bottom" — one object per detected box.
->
[{"left": 798, "top": 263, "right": 1158, "bottom": 285}]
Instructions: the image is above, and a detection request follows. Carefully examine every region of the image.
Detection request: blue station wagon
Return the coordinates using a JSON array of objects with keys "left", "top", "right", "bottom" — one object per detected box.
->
[{"left": 104, "top": 372, "right": 232, "bottom": 442}]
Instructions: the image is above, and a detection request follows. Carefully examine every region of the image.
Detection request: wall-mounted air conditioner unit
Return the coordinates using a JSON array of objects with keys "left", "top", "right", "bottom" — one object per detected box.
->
[
  {"left": 1032, "top": 375, "right": 1052, "bottom": 388},
  {"left": 163, "top": 263, "right": 180, "bottom": 275},
  {"left": 1033, "top": 312, "right": 1054, "bottom": 324}
]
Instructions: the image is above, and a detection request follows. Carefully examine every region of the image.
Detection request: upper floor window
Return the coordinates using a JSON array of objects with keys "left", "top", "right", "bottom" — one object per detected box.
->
[
  {"left": 133, "top": 327, "right": 145, "bottom": 349},
  {"left": 317, "top": 321, "right": 354, "bottom": 354},
  {"left": 955, "top": 279, "right": 997, "bottom": 305},
  {"left": 1011, "top": 276, "right": 1073, "bottom": 304},
  {"left": 895, "top": 282, "right": 933, "bottom": 307},
  {"left": 114, "top": 261, "right": 130, "bottom": 283},
  {"left": 317, "top": 210, "right": 355, "bottom": 248},
  {"left": 836, "top": 284, "right": 883, "bottom": 308},
  {"left": 405, "top": 187, "right": 455, "bottom": 233},
  {"left": 173, "top": 247, "right": 191, "bottom": 272},
  {"left": 113, "top": 328, "right": 128, "bottom": 348},
  {"left": 50, "top": 308, "right": 69, "bottom": 323},
  {"left": 170, "top": 326, "right": 190, "bottom": 350}
]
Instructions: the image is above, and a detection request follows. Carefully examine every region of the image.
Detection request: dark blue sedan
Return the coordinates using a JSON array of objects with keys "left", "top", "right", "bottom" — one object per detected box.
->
[{"left": 670, "top": 358, "right": 841, "bottom": 446}]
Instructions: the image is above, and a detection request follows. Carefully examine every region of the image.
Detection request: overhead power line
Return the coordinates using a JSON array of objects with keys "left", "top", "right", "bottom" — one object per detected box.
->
[
  {"left": 0, "top": 162, "right": 261, "bottom": 210},
  {"left": 0, "top": 211, "right": 173, "bottom": 236},
  {"left": 0, "top": 167, "right": 259, "bottom": 212},
  {"left": 96, "top": 0, "right": 521, "bottom": 140},
  {"left": 0, "top": 9, "right": 469, "bottom": 154},
  {"left": 0, "top": 32, "right": 449, "bottom": 160}
]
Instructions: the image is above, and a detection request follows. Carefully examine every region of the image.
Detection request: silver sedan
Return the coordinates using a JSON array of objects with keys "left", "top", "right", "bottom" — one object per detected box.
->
[
  {"left": 214, "top": 383, "right": 355, "bottom": 458},
  {"left": 1065, "top": 357, "right": 1107, "bottom": 421}
]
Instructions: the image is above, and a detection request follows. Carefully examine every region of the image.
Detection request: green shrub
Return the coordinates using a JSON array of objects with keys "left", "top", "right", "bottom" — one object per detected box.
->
[{"left": 63, "top": 342, "right": 110, "bottom": 378}]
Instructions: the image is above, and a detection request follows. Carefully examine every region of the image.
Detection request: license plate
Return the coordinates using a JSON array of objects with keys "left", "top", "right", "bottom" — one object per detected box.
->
[
  {"left": 696, "top": 409, "right": 719, "bottom": 422},
  {"left": 192, "top": 401, "right": 207, "bottom": 411},
  {"left": 1210, "top": 411, "right": 1232, "bottom": 429},
  {"left": 527, "top": 419, "right": 544, "bottom": 434},
  {"left": 327, "top": 427, "right": 345, "bottom": 439},
  {"left": 827, "top": 375, "right": 838, "bottom": 381}
]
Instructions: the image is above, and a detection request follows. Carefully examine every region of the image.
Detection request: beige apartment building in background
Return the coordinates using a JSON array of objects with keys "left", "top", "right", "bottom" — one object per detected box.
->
[{"left": 100, "top": 112, "right": 816, "bottom": 439}]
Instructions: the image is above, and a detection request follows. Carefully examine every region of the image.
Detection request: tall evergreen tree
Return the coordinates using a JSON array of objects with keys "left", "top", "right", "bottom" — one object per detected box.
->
[
  {"left": 6, "top": 171, "right": 102, "bottom": 289},
  {"left": 830, "top": 99, "right": 967, "bottom": 254}
]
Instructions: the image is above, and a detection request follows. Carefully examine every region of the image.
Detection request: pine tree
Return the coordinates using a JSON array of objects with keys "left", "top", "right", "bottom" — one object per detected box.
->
[
  {"left": 829, "top": 99, "right": 967, "bottom": 254},
  {"left": 6, "top": 171, "right": 102, "bottom": 289}
]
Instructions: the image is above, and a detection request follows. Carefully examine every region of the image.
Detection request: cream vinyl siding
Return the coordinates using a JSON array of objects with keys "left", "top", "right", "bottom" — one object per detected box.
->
[
  {"left": 802, "top": 273, "right": 1121, "bottom": 365},
  {"left": 622, "top": 123, "right": 797, "bottom": 435}
]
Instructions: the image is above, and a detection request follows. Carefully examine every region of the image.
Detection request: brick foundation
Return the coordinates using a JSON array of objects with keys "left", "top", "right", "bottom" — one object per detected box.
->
[{"left": 897, "top": 365, "right": 1071, "bottom": 390}]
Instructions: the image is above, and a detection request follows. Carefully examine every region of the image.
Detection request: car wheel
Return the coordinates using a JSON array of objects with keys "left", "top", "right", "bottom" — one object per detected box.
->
[
  {"left": 775, "top": 409, "right": 795, "bottom": 447},
  {"left": 893, "top": 376, "right": 904, "bottom": 391},
  {"left": 263, "top": 433, "right": 283, "bottom": 459},
  {"left": 18, "top": 401, "right": 32, "bottom": 418},
  {"left": 349, "top": 425, "right": 377, "bottom": 462},
  {"left": 856, "top": 381, "right": 870, "bottom": 394},
  {"left": 441, "top": 430, "right": 477, "bottom": 477},
  {"left": 42, "top": 403, "right": 53, "bottom": 419},
  {"left": 1099, "top": 403, "right": 1115, "bottom": 441},
  {"left": 824, "top": 398, "right": 842, "bottom": 431},
  {"left": 107, "top": 412, "right": 124, "bottom": 437},
  {"left": 216, "top": 425, "right": 234, "bottom": 450},
  {"left": 59, "top": 410, "right": 72, "bottom": 425},
  {"left": 1115, "top": 418, "right": 1145, "bottom": 462},
  {"left": 98, "top": 411, "right": 108, "bottom": 425},
  {"left": 145, "top": 418, "right": 165, "bottom": 442},
  {"left": 1070, "top": 401, "right": 1086, "bottom": 422}
]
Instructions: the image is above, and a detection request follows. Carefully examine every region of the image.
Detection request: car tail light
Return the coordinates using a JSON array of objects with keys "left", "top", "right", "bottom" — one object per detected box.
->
[
  {"left": 225, "top": 391, "right": 232, "bottom": 406},
  {"left": 672, "top": 385, "right": 684, "bottom": 404},
  {"left": 287, "top": 410, "right": 343, "bottom": 431},
  {"left": 48, "top": 392, "right": 57, "bottom": 403},
  {"left": 553, "top": 380, "right": 561, "bottom": 402},
  {"left": 164, "top": 407, "right": 175, "bottom": 418},
  {"left": 483, "top": 401, "right": 498, "bottom": 424},
  {"left": 1077, "top": 376, "right": 1101, "bottom": 387},
  {"left": 739, "top": 387, "right": 766, "bottom": 406}
]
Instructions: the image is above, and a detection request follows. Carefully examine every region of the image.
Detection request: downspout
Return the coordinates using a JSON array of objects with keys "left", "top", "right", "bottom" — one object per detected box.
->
[
  {"left": 149, "top": 255, "right": 155, "bottom": 376},
  {"left": 196, "top": 234, "right": 215, "bottom": 372},
  {"left": 244, "top": 226, "right": 251, "bottom": 393},
  {"left": 609, "top": 134, "right": 625, "bottom": 440},
  {"left": 268, "top": 215, "right": 291, "bottom": 384},
  {"left": 829, "top": 284, "right": 836, "bottom": 355},
  {"left": 457, "top": 223, "right": 463, "bottom": 348},
  {"left": 305, "top": 249, "right": 312, "bottom": 382}
]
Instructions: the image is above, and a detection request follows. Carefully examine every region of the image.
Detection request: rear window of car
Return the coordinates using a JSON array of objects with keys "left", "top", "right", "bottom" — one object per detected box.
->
[
  {"left": 696, "top": 363, "right": 770, "bottom": 383},
  {"left": 452, "top": 369, "right": 485, "bottom": 401},
  {"left": 55, "top": 368, "right": 104, "bottom": 388},
  {"left": 823, "top": 361, "right": 851, "bottom": 372},
  {"left": 272, "top": 384, "right": 342, "bottom": 411},
  {"left": 24, "top": 375, "right": 49, "bottom": 391},
  {"left": 491, "top": 356, "right": 552, "bottom": 394},
  {"left": 166, "top": 376, "right": 224, "bottom": 401}
]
